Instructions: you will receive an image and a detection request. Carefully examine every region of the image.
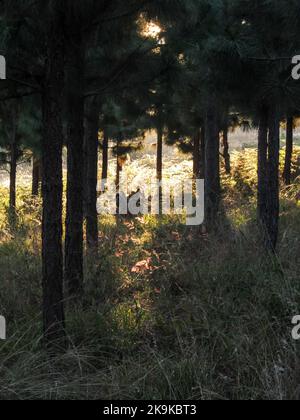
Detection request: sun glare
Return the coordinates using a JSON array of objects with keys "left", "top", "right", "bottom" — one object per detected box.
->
[{"left": 142, "top": 21, "right": 162, "bottom": 39}]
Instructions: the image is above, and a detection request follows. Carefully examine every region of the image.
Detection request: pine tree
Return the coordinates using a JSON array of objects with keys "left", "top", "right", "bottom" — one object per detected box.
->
[
  {"left": 17, "top": 98, "right": 43, "bottom": 197},
  {"left": 64, "top": 3, "right": 85, "bottom": 298},
  {"left": 101, "top": 97, "right": 145, "bottom": 213},
  {"left": 233, "top": 0, "right": 300, "bottom": 250},
  {"left": 41, "top": 0, "right": 66, "bottom": 344},
  {"left": 283, "top": 116, "right": 294, "bottom": 186},
  {"left": 64, "top": 0, "right": 152, "bottom": 293},
  {"left": 0, "top": 100, "right": 21, "bottom": 219},
  {"left": 0, "top": 0, "right": 67, "bottom": 344},
  {"left": 84, "top": 96, "right": 100, "bottom": 252}
]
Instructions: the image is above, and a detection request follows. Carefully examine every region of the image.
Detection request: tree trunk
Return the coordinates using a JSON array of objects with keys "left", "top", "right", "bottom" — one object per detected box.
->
[
  {"left": 8, "top": 106, "right": 19, "bottom": 221},
  {"left": 65, "top": 33, "right": 85, "bottom": 298},
  {"left": 157, "top": 125, "right": 163, "bottom": 213},
  {"left": 157, "top": 125, "right": 163, "bottom": 181},
  {"left": 116, "top": 140, "right": 122, "bottom": 216},
  {"left": 200, "top": 126, "right": 205, "bottom": 179},
  {"left": 266, "top": 107, "right": 280, "bottom": 251},
  {"left": 205, "top": 104, "right": 220, "bottom": 227},
  {"left": 222, "top": 124, "right": 231, "bottom": 174},
  {"left": 283, "top": 116, "right": 294, "bottom": 185},
  {"left": 257, "top": 105, "right": 280, "bottom": 252},
  {"left": 193, "top": 129, "right": 201, "bottom": 180},
  {"left": 102, "top": 128, "right": 109, "bottom": 184},
  {"left": 9, "top": 139, "right": 17, "bottom": 217},
  {"left": 258, "top": 106, "right": 269, "bottom": 230},
  {"left": 32, "top": 156, "right": 41, "bottom": 196},
  {"left": 84, "top": 97, "right": 99, "bottom": 252},
  {"left": 41, "top": 1, "right": 65, "bottom": 345}
]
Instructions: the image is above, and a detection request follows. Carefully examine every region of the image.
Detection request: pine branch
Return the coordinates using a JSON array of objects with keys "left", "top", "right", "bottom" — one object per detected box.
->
[
  {"left": 88, "top": 0, "right": 150, "bottom": 29},
  {"left": 85, "top": 39, "right": 150, "bottom": 98},
  {"left": 0, "top": 90, "right": 39, "bottom": 102}
]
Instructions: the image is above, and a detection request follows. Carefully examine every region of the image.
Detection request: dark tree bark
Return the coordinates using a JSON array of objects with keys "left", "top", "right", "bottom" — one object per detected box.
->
[
  {"left": 41, "top": 1, "right": 66, "bottom": 345},
  {"left": 200, "top": 126, "right": 205, "bottom": 179},
  {"left": 8, "top": 106, "right": 19, "bottom": 221},
  {"left": 257, "top": 106, "right": 269, "bottom": 230},
  {"left": 205, "top": 104, "right": 220, "bottom": 227},
  {"left": 9, "top": 138, "right": 17, "bottom": 216},
  {"left": 222, "top": 124, "right": 231, "bottom": 174},
  {"left": 157, "top": 125, "right": 163, "bottom": 182},
  {"left": 84, "top": 97, "right": 99, "bottom": 252},
  {"left": 65, "top": 32, "right": 85, "bottom": 298},
  {"left": 102, "top": 128, "right": 109, "bottom": 184},
  {"left": 116, "top": 140, "right": 122, "bottom": 216},
  {"left": 193, "top": 129, "right": 201, "bottom": 180},
  {"left": 257, "top": 105, "right": 280, "bottom": 252},
  {"left": 32, "top": 156, "right": 41, "bottom": 196},
  {"left": 266, "top": 107, "right": 280, "bottom": 251},
  {"left": 156, "top": 125, "right": 163, "bottom": 213},
  {"left": 283, "top": 116, "right": 294, "bottom": 185}
]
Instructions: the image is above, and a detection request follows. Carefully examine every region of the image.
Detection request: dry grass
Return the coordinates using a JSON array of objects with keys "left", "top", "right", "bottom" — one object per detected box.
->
[{"left": 0, "top": 147, "right": 300, "bottom": 400}]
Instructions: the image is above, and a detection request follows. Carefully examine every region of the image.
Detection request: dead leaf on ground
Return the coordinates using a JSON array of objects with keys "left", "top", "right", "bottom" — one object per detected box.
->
[
  {"left": 115, "top": 251, "right": 124, "bottom": 258},
  {"left": 131, "top": 258, "right": 153, "bottom": 273}
]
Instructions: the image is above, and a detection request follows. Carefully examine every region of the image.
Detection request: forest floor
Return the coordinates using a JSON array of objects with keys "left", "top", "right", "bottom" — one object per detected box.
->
[{"left": 0, "top": 147, "right": 300, "bottom": 400}]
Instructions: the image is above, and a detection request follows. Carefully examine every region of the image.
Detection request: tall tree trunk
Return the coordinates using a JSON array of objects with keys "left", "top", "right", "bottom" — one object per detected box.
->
[
  {"left": 205, "top": 104, "right": 220, "bottom": 227},
  {"left": 156, "top": 125, "right": 163, "bottom": 213},
  {"left": 200, "top": 125, "right": 205, "bottom": 179},
  {"left": 9, "top": 139, "right": 17, "bottom": 217},
  {"left": 193, "top": 129, "right": 201, "bottom": 180},
  {"left": 157, "top": 125, "right": 163, "bottom": 181},
  {"left": 257, "top": 106, "right": 269, "bottom": 230},
  {"left": 32, "top": 156, "right": 41, "bottom": 196},
  {"left": 266, "top": 107, "right": 280, "bottom": 251},
  {"left": 116, "top": 140, "right": 122, "bottom": 216},
  {"left": 257, "top": 105, "right": 280, "bottom": 252},
  {"left": 42, "top": 1, "right": 65, "bottom": 345},
  {"left": 222, "top": 123, "right": 231, "bottom": 174},
  {"left": 283, "top": 116, "right": 294, "bottom": 185},
  {"left": 84, "top": 97, "right": 99, "bottom": 252},
  {"left": 8, "top": 106, "right": 19, "bottom": 221},
  {"left": 65, "top": 33, "right": 85, "bottom": 298},
  {"left": 102, "top": 128, "right": 109, "bottom": 185}
]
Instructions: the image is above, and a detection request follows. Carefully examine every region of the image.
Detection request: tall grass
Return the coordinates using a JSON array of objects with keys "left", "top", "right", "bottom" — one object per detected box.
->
[{"left": 0, "top": 149, "right": 300, "bottom": 400}]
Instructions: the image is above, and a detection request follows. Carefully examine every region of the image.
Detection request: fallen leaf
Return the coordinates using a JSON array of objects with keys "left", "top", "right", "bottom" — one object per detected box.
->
[
  {"left": 115, "top": 251, "right": 124, "bottom": 258},
  {"left": 131, "top": 258, "right": 153, "bottom": 273}
]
